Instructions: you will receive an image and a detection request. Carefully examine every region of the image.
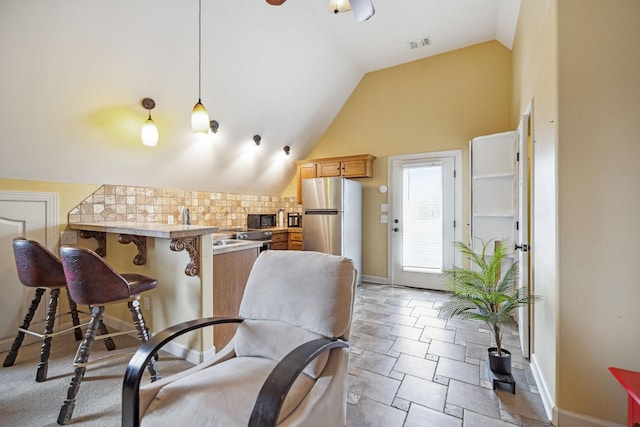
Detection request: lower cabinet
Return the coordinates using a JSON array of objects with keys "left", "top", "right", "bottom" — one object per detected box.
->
[
  {"left": 212, "top": 247, "right": 259, "bottom": 350},
  {"left": 271, "top": 231, "right": 288, "bottom": 250},
  {"left": 288, "top": 231, "right": 303, "bottom": 250}
]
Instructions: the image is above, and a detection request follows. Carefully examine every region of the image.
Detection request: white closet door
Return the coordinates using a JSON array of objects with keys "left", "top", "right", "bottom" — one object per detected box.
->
[{"left": 470, "top": 131, "right": 517, "bottom": 255}]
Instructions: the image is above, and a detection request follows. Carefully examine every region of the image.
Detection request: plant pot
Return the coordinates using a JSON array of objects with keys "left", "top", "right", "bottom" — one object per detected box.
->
[{"left": 488, "top": 347, "right": 512, "bottom": 375}]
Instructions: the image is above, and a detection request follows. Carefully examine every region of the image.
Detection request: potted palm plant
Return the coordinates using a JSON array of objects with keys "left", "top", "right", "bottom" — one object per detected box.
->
[{"left": 438, "top": 239, "right": 539, "bottom": 375}]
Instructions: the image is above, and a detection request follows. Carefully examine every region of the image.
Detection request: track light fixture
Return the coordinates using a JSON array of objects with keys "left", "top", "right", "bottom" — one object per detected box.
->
[
  {"left": 283, "top": 145, "right": 291, "bottom": 156},
  {"left": 141, "top": 98, "right": 158, "bottom": 147},
  {"left": 210, "top": 120, "right": 219, "bottom": 134},
  {"left": 253, "top": 135, "right": 261, "bottom": 146}
]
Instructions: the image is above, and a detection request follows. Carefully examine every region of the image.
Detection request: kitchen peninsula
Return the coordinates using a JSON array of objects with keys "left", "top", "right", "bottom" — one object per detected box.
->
[
  {"left": 68, "top": 221, "right": 221, "bottom": 276},
  {"left": 65, "top": 184, "right": 301, "bottom": 363}
]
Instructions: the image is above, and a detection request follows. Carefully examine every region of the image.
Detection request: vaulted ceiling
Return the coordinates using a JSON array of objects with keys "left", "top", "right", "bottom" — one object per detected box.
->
[{"left": 0, "top": 0, "right": 519, "bottom": 195}]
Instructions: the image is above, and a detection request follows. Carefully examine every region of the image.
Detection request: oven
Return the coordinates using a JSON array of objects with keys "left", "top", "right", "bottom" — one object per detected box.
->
[{"left": 235, "top": 230, "right": 273, "bottom": 252}]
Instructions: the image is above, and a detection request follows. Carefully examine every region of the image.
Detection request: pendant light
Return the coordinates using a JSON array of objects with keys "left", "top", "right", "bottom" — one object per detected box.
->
[
  {"left": 141, "top": 98, "right": 158, "bottom": 146},
  {"left": 191, "top": 0, "right": 210, "bottom": 133},
  {"left": 328, "top": 0, "right": 352, "bottom": 14}
]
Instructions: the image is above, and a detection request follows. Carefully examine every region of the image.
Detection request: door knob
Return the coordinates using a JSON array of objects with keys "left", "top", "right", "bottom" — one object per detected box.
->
[
  {"left": 515, "top": 243, "right": 529, "bottom": 252},
  {"left": 394, "top": 219, "right": 399, "bottom": 224},
  {"left": 393, "top": 227, "right": 399, "bottom": 232}
]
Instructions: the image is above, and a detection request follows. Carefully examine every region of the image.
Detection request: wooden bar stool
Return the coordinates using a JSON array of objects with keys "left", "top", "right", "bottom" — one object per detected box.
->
[
  {"left": 57, "top": 246, "right": 160, "bottom": 425},
  {"left": 3, "top": 237, "right": 115, "bottom": 382}
]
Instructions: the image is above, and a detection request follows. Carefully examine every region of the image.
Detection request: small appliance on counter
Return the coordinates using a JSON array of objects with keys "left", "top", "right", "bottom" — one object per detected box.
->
[
  {"left": 247, "top": 213, "right": 276, "bottom": 229},
  {"left": 287, "top": 213, "right": 302, "bottom": 227}
]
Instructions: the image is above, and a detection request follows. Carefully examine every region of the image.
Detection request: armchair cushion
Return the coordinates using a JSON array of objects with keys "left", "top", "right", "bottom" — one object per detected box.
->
[
  {"left": 140, "top": 357, "right": 314, "bottom": 427},
  {"left": 239, "top": 251, "right": 355, "bottom": 339},
  {"left": 235, "top": 319, "right": 329, "bottom": 379}
]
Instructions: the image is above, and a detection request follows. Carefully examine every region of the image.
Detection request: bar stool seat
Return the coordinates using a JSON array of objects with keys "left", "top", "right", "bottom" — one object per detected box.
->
[
  {"left": 3, "top": 237, "right": 115, "bottom": 382},
  {"left": 57, "top": 246, "right": 160, "bottom": 425}
]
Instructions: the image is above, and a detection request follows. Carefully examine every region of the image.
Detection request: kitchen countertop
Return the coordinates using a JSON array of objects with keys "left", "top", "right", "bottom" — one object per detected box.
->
[
  {"left": 68, "top": 221, "right": 220, "bottom": 239},
  {"left": 212, "top": 240, "right": 264, "bottom": 255}
]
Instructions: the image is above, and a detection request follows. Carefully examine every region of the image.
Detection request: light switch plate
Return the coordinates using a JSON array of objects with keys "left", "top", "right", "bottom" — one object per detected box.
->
[
  {"left": 381, "top": 203, "right": 388, "bottom": 212},
  {"left": 380, "top": 215, "right": 388, "bottom": 223}
]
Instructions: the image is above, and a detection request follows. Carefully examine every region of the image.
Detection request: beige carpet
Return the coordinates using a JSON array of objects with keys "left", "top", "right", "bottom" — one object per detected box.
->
[{"left": 0, "top": 328, "right": 193, "bottom": 426}]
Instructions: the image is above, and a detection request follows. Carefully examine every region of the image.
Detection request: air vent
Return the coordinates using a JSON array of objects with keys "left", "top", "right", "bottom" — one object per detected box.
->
[{"left": 407, "top": 37, "right": 431, "bottom": 50}]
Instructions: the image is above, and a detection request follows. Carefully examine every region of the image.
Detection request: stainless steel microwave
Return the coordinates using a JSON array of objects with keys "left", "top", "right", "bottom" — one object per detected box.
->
[{"left": 247, "top": 213, "right": 276, "bottom": 229}]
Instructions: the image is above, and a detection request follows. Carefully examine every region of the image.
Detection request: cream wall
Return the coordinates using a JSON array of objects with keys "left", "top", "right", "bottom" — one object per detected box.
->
[
  {"left": 285, "top": 41, "right": 513, "bottom": 279},
  {"left": 556, "top": 0, "right": 640, "bottom": 424},
  {"left": 512, "top": 0, "right": 640, "bottom": 425}
]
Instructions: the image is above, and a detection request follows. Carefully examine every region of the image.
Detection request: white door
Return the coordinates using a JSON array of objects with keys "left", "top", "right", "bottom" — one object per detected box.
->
[
  {"left": 389, "top": 150, "right": 461, "bottom": 290},
  {"left": 470, "top": 131, "right": 517, "bottom": 254},
  {"left": 471, "top": 130, "right": 535, "bottom": 357},
  {"left": 516, "top": 110, "right": 532, "bottom": 358},
  {"left": 0, "top": 192, "right": 58, "bottom": 351}
]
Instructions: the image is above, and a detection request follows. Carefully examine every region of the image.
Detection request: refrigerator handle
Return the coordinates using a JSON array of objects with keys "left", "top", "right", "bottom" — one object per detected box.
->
[{"left": 304, "top": 210, "right": 340, "bottom": 215}]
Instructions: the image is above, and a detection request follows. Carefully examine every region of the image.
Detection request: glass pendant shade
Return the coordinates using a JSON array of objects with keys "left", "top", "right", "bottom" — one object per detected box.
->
[
  {"left": 141, "top": 117, "right": 158, "bottom": 146},
  {"left": 328, "top": 0, "right": 352, "bottom": 13},
  {"left": 191, "top": 100, "right": 210, "bottom": 133}
]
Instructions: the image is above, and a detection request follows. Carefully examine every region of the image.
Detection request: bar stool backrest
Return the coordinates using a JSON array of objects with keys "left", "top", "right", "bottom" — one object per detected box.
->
[
  {"left": 13, "top": 237, "right": 66, "bottom": 289},
  {"left": 59, "top": 246, "right": 132, "bottom": 306}
]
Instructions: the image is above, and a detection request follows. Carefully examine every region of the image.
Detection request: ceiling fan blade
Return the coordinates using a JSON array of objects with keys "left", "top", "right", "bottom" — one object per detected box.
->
[
  {"left": 266, "top": 0, "right": 287, "bottom": 5},
  {"left": 349, "top": 0, "right": 374, "bottom": 22}
]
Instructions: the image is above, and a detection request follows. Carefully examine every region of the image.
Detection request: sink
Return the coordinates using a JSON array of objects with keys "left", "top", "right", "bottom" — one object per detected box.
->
[{"left": 212, "top": 239, "right": 238, "bottom": 246}]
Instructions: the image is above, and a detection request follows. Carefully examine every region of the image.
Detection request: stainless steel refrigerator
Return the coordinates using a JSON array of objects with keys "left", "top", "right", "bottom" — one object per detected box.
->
[{"left": 302, "top": 177, "right": 362, "bottom": 284}]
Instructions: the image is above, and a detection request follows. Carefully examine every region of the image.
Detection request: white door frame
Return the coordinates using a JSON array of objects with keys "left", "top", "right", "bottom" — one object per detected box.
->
[
  {"left": 0, "top": 190, "right": 58, "bottom": 351},
  {"left": 388, "top": 150, "right": 462, "bottom": 288}
]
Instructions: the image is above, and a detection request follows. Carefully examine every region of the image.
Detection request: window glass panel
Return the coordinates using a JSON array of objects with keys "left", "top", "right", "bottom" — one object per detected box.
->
[{"left": 402, "top": 163, "right": 443, "bottom": 273}]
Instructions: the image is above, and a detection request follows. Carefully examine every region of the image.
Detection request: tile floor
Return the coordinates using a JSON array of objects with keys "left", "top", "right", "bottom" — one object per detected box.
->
[{"left": 346, "top": 283, "right": 551, "bottom": 427}]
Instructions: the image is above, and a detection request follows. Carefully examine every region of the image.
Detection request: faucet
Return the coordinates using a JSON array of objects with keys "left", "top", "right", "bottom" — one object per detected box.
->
[{"left": 182, "top": 208, "right": 191, "bottom": 225}]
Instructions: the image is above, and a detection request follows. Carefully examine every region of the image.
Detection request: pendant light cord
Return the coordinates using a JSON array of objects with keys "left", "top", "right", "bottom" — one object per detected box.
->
[{"left": 198, "top": 0, "right": 202, "bottom": 102}]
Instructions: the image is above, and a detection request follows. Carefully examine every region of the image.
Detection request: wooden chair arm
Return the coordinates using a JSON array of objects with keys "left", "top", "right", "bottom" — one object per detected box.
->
[
  {"left": 249, "top": 337, "right": 349, "bottom": 427},
  {"left": 121, "top": 316, "right": 244, "bottom": 427}
]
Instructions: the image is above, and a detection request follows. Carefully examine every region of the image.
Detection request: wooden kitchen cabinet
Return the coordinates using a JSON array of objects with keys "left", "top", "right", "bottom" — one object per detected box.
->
[
  {"left": 212, "top": 247, "right": 259, "bottom": 350},
  {"left": 271, "top": 231, "right": 288, "bottom": 250},
  {"left": 288, "top": 231, "right": 303, "bottom": 251},
  {"left": 295, "top": 154, "right": 376, "bottom": 204}
]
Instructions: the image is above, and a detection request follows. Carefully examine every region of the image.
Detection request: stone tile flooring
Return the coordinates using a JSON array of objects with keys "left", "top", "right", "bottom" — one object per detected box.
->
[{"left": 346, "top": 283, "right": 552, "bottom": 427}]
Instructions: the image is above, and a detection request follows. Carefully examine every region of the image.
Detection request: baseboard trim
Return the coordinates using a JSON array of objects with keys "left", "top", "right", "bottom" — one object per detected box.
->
[
  {"left": 361, "top": 275, "right": 389, "bottom": 284},
  {"left": 529, "top": 353, "right": 555, "bottom": 423},
  {"left": 556, "top": 408, "right": 624, "bottom": 427},
  {"left": 62, "top": 314, "right": 211, "bottom": 365},
  {"left": 530, "top": 353, "right": 623, "bottom": 427}
]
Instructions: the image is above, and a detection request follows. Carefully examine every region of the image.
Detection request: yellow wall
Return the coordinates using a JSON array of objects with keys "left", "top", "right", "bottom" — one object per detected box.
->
[
  {"left": 512, "top": 0, "right": 640, "bottom": 424},
  {"left": 285, "top": 40, "right": 512, "bottom": 279}
]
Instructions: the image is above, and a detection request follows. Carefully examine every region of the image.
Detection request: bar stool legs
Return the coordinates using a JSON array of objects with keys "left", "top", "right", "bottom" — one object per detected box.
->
[
  {"left": 2, "top": 286, "right": 114, "bottom": 382},
  {"left": 58, "top": 306, "right": 103, "bottom": 425},
  {"left": 3, "top": 288, "right": 46, "bottom": 369},
  {"left": 128, "top": 299, "right": 159, "bottom": 381},
  {"left": 57, "top": 301, "right": 159, "bottom": 425}
]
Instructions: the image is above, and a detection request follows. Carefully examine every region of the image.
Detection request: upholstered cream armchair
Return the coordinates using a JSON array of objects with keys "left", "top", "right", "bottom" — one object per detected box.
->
[{"left": 122, "top": 250, "right": 357, "bottom": 427}]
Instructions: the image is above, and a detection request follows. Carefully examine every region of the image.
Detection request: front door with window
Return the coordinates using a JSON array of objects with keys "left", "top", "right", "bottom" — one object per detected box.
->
[{"left": 389, "top": 150, "right": 461, "bottom": 290}]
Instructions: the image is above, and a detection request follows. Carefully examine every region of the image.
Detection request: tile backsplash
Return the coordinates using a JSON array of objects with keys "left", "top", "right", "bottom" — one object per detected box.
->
[{"left": 68, "top": 185, "right": 301, "bottom": 229}]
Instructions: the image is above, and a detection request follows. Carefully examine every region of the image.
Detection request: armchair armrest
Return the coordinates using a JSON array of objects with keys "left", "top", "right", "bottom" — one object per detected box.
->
[
  {"left": 122, "top": 316, "right": 244, "bottom": 427},
  {"left": 249, "top": 337, "right": 349, "bottom": 427}
]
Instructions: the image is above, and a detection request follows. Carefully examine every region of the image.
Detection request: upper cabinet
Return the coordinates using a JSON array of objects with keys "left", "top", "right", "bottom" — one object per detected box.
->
[{"left": 295, "top": 154, "right": 376, "bottom": 204}]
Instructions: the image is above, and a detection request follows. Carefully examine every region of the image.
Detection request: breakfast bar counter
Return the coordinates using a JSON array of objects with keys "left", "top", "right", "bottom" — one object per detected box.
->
[{"left": 68, "top": 221, "right": 220, "bottom": 276}]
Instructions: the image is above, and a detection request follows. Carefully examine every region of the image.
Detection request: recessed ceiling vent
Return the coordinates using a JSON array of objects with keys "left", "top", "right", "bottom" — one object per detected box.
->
[{"left": 407, "top": 37, "right": 431, "bottom": 50}]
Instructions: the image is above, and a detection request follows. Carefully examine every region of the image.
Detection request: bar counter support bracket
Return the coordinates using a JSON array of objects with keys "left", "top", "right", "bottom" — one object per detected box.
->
[
  {"left": 170, "top": 236, "right": 199, "bottom": 277},
  {"left": 118, "top": 234, "right": 147, "bottom": 266},
  {"left": 79, "top": 231, "right": 107, "bottom": 257}
]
